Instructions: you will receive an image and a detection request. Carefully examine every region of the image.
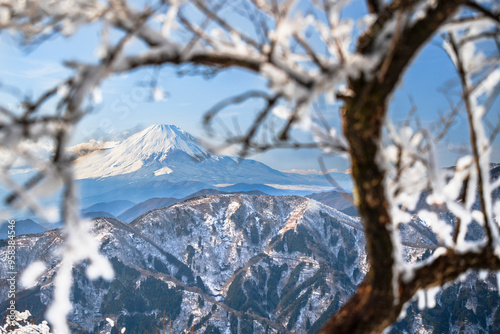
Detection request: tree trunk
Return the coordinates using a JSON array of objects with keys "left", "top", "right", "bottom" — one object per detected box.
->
[{"left": 320, "top": 2, "right": 463, "bottom": 332}]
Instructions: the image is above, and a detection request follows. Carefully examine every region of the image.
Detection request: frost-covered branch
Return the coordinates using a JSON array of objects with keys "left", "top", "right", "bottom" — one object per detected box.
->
[
  {"left": 446, "top": 33, "right": 496, "bottom": 247},
  {"left": 0, "top": 1, "right": 499, "bottom": 333}
]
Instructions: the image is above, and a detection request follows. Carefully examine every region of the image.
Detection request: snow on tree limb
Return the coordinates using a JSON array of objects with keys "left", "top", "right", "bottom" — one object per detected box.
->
[{"left": 0, "top": 0, "right": 498, "bottom": 333}]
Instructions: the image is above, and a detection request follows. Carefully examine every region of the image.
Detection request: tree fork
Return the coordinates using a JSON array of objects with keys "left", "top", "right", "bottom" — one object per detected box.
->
[{"left": 320, "top": 1, "right": 463, "bottom": 333}]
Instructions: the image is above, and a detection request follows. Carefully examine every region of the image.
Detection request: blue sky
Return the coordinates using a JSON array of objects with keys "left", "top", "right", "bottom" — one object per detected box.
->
[{"left": 0, "top": 3, "right": 498, "bottom": 173}]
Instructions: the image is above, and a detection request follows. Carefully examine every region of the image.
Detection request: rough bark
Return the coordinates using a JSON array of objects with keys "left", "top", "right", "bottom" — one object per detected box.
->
[{"left": 319, "top": 1, "right": 465, "bottom": 333}]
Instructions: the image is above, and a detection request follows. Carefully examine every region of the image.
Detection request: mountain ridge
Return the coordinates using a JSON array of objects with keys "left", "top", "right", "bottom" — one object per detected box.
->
[
  {"left": 73, "top": 124, "right": 350, "bottom": 186},
  {"left": 72, "top": 124, "right": 351, "bottom": 205},
  {"left": 1, "top": 194, "right": 498, "bottom": 333},
  {"left": 0, "top": 194, "right": 366, "bottom": 333}
]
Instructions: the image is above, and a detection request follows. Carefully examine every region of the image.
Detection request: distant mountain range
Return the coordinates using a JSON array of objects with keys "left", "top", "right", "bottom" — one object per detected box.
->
[
  {"left": 306, "top": 191, "right": 358, "bottom": 216},
  {"left": 1, "top": 195, "right": 365, "bottom": 333},
  {"left": 82, "top": 200, "right": 136, "bottom": 217},
  {"left": 10, "top": 188, "right": 351, "bottom": 234},
  {"left": 73, "top": 124, "right": 351, "bottom": 205},
  {"left": 117, "top": 189, "right": 358, "bottom": 224},
  {"left": 1, "top": 194, "right": 497, "bottom": 333},
  {"left": 118, "top": 189, "right": 267, "bottom": 223},
  {"left": 0, "top": 219, "right": 46, "bottom": 239},
  {"left": 3, "top": 123, "right": 499, "bottom": 333}
]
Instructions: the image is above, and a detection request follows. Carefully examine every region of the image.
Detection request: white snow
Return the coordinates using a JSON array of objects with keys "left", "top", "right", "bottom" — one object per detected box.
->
[
  {"left": 0, "top": 310, "right": 52, "bottom": 334},
  {"left": 265, "top": 184, "right": 335, "bottom": 191},
  {"left": 153, "top": 166, "right": 173, "bottom": 176},
  {"left": 74, "top": 124, "right": 210, "bottom": 179},
  {"left": 20, "top": 261, "right": 47, "bottom": 288}
]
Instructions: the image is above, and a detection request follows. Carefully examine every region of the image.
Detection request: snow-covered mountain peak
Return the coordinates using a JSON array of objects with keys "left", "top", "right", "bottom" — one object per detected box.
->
[
  {"left": 73, "top": 124, "right": 345, "bottom": 195},
  {"left": 124, "top": 124, "right": 210, "bottom": 159},
  {"left": 74, "top": 124, "right": 211, "bottom": 179},
  {"left": 133, "top": 124, "right": 187, "bottom": 142}
]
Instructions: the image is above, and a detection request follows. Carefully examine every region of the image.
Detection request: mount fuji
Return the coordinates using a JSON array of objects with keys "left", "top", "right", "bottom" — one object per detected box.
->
[
  {"left": 75, "top": 124, "right": 212, "bottom": 180},
  {"left": 73, "top": 124, "right": 351, "bottom": 205}
]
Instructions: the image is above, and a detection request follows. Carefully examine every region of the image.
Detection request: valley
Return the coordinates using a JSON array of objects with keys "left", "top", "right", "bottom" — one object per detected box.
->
[{"left": 1, "top": 125, "right": 499, "bottom": 333}]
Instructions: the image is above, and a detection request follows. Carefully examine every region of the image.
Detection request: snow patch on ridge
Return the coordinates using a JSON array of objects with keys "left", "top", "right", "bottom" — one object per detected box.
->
[{"left": 154, "top": 166, "right": 173, "bottom": 176}]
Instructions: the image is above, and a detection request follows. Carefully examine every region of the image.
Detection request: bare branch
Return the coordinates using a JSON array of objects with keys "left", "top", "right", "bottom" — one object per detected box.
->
[
  {"left": 447, "top": 33, "right": 497, "bottom": 248},
  {"left": 366, "top": 0, "right": 382, "bottom": 14},
  {"left": 400, "top": 248, "right": 500, "bottom": 300},
  {"left": 203, "top": 90, "right": 273, "bottom": 133},
  {"left": 465, "top": 0, "right": 500, "bottom": 23},
  {"left": 193, "top": 0, "right": 261, "bottom": 50},
  {"left": 239, "top": 94, "right": 280, "bottom": 156}
]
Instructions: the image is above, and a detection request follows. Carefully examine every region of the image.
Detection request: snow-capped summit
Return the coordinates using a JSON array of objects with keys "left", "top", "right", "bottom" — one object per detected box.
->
[
  {"left": 73, "top": 124, "right": 349, "bottom": 203},
  {"left": 74, "top": 124, "right": 211, "bottom": 179},
  {"left": 125, "top": 124, "right": 210, "bottom": 160}
]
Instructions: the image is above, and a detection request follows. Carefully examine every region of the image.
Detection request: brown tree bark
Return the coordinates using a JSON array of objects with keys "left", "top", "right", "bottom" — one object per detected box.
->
[{"left": 319, "top": 1, "right": 465, "bottom": 333}]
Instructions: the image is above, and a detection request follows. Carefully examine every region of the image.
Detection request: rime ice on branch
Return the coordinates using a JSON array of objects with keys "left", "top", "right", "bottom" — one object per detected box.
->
[{"left": 0, "top": 1, "right": 499, "bottom": 333}]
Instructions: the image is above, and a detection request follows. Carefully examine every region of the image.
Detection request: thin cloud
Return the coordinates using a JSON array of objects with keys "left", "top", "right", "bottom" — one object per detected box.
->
[{"left": 0, "top": 58, "right": 66, "bottom": 79}]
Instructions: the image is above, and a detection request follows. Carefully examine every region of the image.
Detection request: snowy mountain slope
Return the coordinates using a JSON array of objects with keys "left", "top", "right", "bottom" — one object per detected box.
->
[
  {"left": 117, "top": 189, "right": 268, "bottom": 223},
  {"left": 1, "top": 194, "right": 496, "bottom": 333},
  {"left": 0, "top": 195, "right": 366, "bottom": 333},
  {"left": 74, "top": 124, "right": 212, "bottom": 179},
  {"left": 306, "top": 190, "right": 358, "bottom": 216},
  {"left": 72, "top": 124, "right": 351, "bottom": 205}
]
